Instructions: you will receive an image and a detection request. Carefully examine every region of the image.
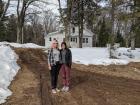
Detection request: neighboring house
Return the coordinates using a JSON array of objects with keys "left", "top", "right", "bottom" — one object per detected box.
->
[{"left": 44, "top": 25, "right": 94, "bottom": 48}]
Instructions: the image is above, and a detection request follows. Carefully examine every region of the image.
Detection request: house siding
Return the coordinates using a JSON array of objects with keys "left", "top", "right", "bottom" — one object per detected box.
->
[
  {"left": 45, "top": 33, "right": 65, "bottom": 48},
  {"left": 45, "top": 26, "right": 94, "bottom": 48},
  {"left": 69, "top": 36, "right": 92, "bottom": 48}
]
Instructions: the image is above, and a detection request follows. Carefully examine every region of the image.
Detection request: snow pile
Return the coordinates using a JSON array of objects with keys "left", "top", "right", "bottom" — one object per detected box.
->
[
  {"left": 117, "top": 48, "right": 140, "bottom": 60},
  {"left": 0, "top": 45, "right": 20, "bottom": 104},
  {"left": 0, "top": 42, "right": 43, "bottom": 48},
  {"left": 71, "top": 47, "right": 140, "bottom": 65}
]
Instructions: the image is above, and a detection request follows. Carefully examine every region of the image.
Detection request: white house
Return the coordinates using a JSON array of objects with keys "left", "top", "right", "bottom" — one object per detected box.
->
[{"left": 44, "top": 25, "right": 94, "bottom": 48}]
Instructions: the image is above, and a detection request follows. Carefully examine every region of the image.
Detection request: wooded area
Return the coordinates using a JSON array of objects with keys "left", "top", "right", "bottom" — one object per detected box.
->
[
  {"left": 58, "top": 0, "right": 140, "bottom": 49},
  {"left": 0, "top": 0, "right": 58, "bottom": 45},
  {"left": 0, "top": 0, "right": 140, "bottom": 48}
]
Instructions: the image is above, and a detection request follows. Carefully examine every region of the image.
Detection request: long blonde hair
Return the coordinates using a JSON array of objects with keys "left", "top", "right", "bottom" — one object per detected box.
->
[{"left": 51, "top": 39, "right": 59, "bottom": 49}]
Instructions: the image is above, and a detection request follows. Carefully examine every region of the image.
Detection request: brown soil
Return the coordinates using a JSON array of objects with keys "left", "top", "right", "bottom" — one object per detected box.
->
[
  {"left": 2, "top": 48, "right": 49, "bottom": 105},
  {"left": 2, "top": 48, "right": 140, "bottom": 105}
]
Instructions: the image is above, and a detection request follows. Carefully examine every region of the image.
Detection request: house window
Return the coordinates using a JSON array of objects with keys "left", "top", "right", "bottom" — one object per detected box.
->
[
  {"left": 71, "top": 37, "right": 77, "bottom": 43},
  {"left": 49, "top": 37, "right": 52, "bottom": 41},
  {"left": 83, "top": 38, "right": 85, "bottom": 43},
  {"left": 71, "top": 38, "right": 73, "bottom": 42},
  {"left": 73, "top": 38, "right": 75, "bottom": 42},
  {"left": 86, "top": 38, "right": 88, "bottom": 43},
  {"left": 72, "top": 27, "right": 75, "bottom": 33}
]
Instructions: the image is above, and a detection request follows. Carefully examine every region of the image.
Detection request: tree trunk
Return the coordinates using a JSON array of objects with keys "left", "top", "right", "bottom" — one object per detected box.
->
[
  {"left": 67, "top": 26, "right": 71, "bottom": 47},
  {"left": 64, "top": 21, "right": 70, "bottom": 47},
  {"left": 17, "top": 24, "right": 22, "bottom": 43},
  {"left": 131, "top": 32, "right": 135, "bottom": 50},
  {"left": 125, "top": 37, "right": 129, "bottom": 48},
  {"left": 16, "top": 0, "right": 37, "bottom": 44},
  {"left": 57, "top": 0, "right": 72, "bottom": 48},
  {"left": 78, "top": 0, "right": 84, "bottom": 48},
  {"left": 111, "top": 0, "right": 115, "bottom": 45},
  {"left": 21, "top": 27, "right": 24, "bottom": 44},
  {"left": 0, "top": 0, "right": 10, "bottom": 21},
  {"left": 78, "top": 25, "right": 82, "bottom": 48},
  {"left": 131, "top": 38, "right": 135, "bottom": 50},
  {"left": 79, "top": 21, "right": 83, "bottom": 48},
  {"left": 110, "top": 0, "right": 115, "bottom": 58},
  {"left": 65, "top": 0, "right": 72, "bottom": 48},
  {"left": 130, "top": 0, "right": 136, "bottom": 50},
  {"left": 63, "top": 22, "right": 68, "bottom": 44},
  {"left": 124, "top": 20, "right": 129, "bottom": 48}
]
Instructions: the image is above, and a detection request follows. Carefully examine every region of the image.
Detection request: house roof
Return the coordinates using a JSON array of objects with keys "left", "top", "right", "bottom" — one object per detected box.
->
[
  {"left": 70, "top": 35, "right": 92, "bottom": 37},
  {"left": 84, "top": 29, "right": 94, "bottom": 36},
  {"left": 45, "top": 27, "right": 94, "bottom": 37},
  {"left": 44, "top": 31, "right": 63, "bottom": 37}
]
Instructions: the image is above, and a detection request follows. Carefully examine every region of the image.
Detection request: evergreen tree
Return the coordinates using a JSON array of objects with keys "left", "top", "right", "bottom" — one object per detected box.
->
[
  {"left": 0, "top": 0, "right": 3, "bottom": 15},
  {"left": 0, "top": 0, "right": 6, "bottom": 41},
  {"left": 135, "top": 18, "right": 140, "bottom": 47},
  {"left": 0, "top": 21, "right": 6, "bottom": 41},
  {"left": 6, "top": 14, "right": 17, "bottom": 42},
  {"left": 115, "top": 30, "right": 124, "bottom": 47},
  {"left": 98, "top": 18, "right": 110, "bottom": 47},
  {"left": 134, "top": 0, "right": 140, "bottom": 48}
]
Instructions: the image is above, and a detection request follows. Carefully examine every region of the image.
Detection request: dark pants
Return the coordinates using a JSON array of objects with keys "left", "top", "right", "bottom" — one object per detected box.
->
[{"left": 50, "top": 63, "right": 61, "bottom": 89}]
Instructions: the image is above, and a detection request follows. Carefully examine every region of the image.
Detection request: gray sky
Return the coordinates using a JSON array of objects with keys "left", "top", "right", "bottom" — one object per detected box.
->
[{"left": 4, "top": 0, "right": 62, "bottom": 15}]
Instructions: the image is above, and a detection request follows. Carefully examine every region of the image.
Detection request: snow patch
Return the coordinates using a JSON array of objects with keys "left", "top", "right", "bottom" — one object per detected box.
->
[
  {"left": 0, "top": 45, "right": 20, "bottom": 104},
  {"left": 71, "top": 47, "right": 140, "bottom": 65},
  {"left": 0, "top": 42, "right": 44, "bottom": 48}
]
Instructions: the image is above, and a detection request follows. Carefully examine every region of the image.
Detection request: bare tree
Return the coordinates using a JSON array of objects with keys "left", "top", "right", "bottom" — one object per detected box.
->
[
  {"left": 30, "top": 14, "right": 44, "bottom": 43},
  {"left": 43, "top": 10, "right": 57, "bottom": 34},
  {"left": 130, "top": 0, "right": 137, "bottom": 50},
  {"left": 16, "top": 0, "right": 48, "bottom": 43},
  {"left": 0, "top": 0, "right": 10, "bottom": 21},
  {"left": 57, "top": 0, "right": 73, "bottom": 47},
  {"left": 16, "top": 0, "right": 35, "bottom": 43},
  {"left": 76, "top": 0, "right": 84, "bottom": 48},
  {"left": 106, "top": 0, "right": 119, "bottom": 58}
]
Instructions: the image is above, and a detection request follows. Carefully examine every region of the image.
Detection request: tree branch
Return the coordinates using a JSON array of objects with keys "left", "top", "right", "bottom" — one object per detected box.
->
[{"left": 0, "top": 0, "right": 11, "bottom": 21}]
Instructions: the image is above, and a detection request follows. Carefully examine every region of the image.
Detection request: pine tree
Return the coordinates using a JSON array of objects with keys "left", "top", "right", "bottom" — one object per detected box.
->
[
  {"left": 98, "top": 18, "right": 110, "bottom": 47},
  {"left": 0, "top": 21, "right": 6, "bottom": 41},
  {"left": 6, "top": 15, "right": 17, "bottom": 42},
  {"left": 135, "top": 28, "right": 140, "bottom": 47},
  {"left": 0, "top": 0, "right": 6, "bottom": 41},
  {"left": 115, "top": 30, "right": 124, "bottom": 47},
  {"left": 134, "top": 0, "right": 140, "bottom": 48}
]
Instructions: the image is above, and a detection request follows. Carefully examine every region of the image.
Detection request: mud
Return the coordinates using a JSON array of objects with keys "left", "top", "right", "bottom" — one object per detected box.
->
[{"left": 2, "top": 48, "right": 140, "bottom": 105}]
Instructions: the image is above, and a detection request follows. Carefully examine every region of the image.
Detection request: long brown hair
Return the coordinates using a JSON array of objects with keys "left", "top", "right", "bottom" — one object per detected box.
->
[{"left": 61, "top": 42, "right": 67, "bottom": 49}]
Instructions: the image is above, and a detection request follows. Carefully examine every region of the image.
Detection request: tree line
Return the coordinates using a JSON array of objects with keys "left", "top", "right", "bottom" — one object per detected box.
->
[
  {"left": 58, "top": 0, "right": 140, "bottom": 49},
  {"left": 0, "top": 0, "right": 58, "bottom": 45},
  {"left": 0, "top": 0, "right": 140, "bottom": 48}
]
